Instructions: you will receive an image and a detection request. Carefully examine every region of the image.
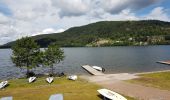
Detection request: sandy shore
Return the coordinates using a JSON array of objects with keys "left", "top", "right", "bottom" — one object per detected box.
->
[
  {"left": 81, "top": 70, "right": 170, "bottom": 82},
  {"left": 80, "top": 73, "right": 138, "bottom": 83}
]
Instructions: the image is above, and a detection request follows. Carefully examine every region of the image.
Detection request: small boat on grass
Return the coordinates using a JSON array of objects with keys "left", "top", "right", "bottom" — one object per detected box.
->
[
  {"left": 0, "top": 96, "right": 13, "bottom": 100},
  {"left": 68, "top": 75, "right": 77, "bottom": 81},
  {"left": 28, "top": 77, "right": 36, "bottom": 83},
  {"left": 0, "top": 81, "right": 8, "bottom": 89},
  {"left": 92, "top": 66, "right": 105, "bottom": 72},
  {"left": 46, "top": 77, "right": 54, "bottom": 83},
  {"left": 49, "top": 94, "right": 63, "bottom": 100},
  {"left": 97, "top": 89, "right": 127, "bottom": 100}
]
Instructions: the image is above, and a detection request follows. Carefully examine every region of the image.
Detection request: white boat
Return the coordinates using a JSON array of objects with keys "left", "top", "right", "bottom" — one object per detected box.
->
[
  {"left": 28, "top": 77, "right": 36, "bottom": 83},
  {"left": 49, "top": 94, "right": 63, "bottom": 100},
  {"left": 0, "top": 81, "right": 8, "bottom": 89},
  {"left": 68, "top": 75, "right": 77, "bottom": 81},
  {"left": 92, "top": 66, "right": 102, "bottom": 71},
  {"left": 92, "top": 66, "right": 105, "bottom": 72},
  {"left": 97, "top": 89, "right": 127, "bottom": 100},
  {"left": 0, "top": 96, "right": 13, "bottom": 100},
  {"left": 46, "top": 77, "right": 54, "bottom": 83}
]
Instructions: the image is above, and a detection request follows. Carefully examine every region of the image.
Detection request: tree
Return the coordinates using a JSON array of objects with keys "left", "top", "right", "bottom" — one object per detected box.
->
[
  {"left": 43, "top": 43, "right": 64, "bottom": 75},
  {"left": 11, "top": 37, "right": 42, "bottom": 77}
]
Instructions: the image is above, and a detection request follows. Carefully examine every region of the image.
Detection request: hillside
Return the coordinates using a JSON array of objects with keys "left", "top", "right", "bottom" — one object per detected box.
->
[{"left": 1, "top": 20, "right": 170, "bottom": 48}]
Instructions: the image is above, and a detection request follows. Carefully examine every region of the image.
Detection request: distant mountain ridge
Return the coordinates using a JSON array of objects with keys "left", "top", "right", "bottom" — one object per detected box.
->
[{"left": 1, "top": 20, "right": 170, "bottom": 48}]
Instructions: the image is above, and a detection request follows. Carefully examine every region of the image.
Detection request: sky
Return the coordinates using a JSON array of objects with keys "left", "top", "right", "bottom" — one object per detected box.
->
[{"left": 0, "top": 0, "right": 170, "bottom": 45}]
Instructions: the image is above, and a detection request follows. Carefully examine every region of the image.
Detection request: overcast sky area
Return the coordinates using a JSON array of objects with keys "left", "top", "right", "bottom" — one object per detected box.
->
[{"left": 0, "top": 0, "right": 170, "bottom": 45}]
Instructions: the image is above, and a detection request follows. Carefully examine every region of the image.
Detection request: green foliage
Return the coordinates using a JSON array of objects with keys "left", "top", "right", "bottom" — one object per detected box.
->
[
  {"left": 43, "top": 43, "right": 65, "bottom": 75},
  {"left": 29, "top": 20, "right": 170, "bottom": 47},
  {"left": 2, "top": 20, "right": 170, "bottom": 48},
  {"left": 11, "top": 37, "right": 42, "bottom": 77}
]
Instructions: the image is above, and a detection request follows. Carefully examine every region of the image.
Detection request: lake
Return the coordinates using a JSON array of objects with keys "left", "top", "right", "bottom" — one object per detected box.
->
[{"left": 0, "top": 46, "right": 170, "bottom": 79}]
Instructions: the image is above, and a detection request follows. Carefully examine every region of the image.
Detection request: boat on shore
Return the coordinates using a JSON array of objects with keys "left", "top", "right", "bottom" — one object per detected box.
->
[
  {"left": 68, "top": 75, "right": 77, "bottom": 81},
  {"left": 97, "top": 89, "right": 127, "bottom": 100},
  {"left": 0, "top": 81, "right": 8, "bottom": 89},
  {"left": 46, "top": 77, "right": 54, "bottom": 83},
  {"left": 28, "top": 77, "right": 36, "bottom": 83},
  {"left": 49, "top": 94, "right": 63, "bottom": 100}
]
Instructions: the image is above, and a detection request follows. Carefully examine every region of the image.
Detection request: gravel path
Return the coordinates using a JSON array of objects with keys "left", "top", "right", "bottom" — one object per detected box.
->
[{"left": 80, "top": 73, "right": 170, "bottom": 100}]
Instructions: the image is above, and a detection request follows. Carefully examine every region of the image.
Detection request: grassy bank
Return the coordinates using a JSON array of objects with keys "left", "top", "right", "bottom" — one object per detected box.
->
[
  {"left": 0, "top": 77, "right": 136, "bottom": 100},
  {"left": 128, "top": 71, "right": 170, "bottom": 90}
]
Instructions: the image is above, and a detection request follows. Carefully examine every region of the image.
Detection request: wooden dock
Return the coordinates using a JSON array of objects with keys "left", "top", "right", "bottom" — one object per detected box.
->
[
  {"left": 157, "top": 60, "right": 170, "bottom": 65},
  {"left": 81, "top": 65, "right": 104, "bottom": 76}
]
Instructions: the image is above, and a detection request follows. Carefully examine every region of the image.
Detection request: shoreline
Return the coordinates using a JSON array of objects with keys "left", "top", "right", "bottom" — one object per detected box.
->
[
  {"left": 1, "top": 69, "right": 170, "bottom": 80},
  {"left": 80, "top": 69, "right": 170, "bottom": 83},
  {"left": 134, "top": 69, "right": 170, "bottom": 75}
]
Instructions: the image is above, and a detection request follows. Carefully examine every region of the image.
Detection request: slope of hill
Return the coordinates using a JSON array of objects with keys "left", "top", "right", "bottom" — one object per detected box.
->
[{"left": 1, "top": 20, "right": 170, "bottom": 48}]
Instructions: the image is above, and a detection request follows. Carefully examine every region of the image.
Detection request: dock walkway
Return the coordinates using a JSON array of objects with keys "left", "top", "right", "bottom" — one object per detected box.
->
[{"left": 81, "top": 65, "right": 104, "bottom": 76}]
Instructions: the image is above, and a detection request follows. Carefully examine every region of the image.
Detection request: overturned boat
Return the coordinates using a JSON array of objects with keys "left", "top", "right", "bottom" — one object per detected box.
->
[
  {"left": 28, "top": 77, "right": 36, "bottom": 83},
  {"left": 46, "top": 77, "right": 54, "bottom": 83},
  {"left": 68, "top": 75, "right": 77, "bottom": 81},
  {"left": 0, "top": 81, "right": 8, "bottom": 89}
]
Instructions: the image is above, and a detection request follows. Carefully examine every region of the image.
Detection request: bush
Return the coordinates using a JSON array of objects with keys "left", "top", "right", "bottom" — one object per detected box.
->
[{"left": 26, "top": 71, "right": 35, "bottom": 78}]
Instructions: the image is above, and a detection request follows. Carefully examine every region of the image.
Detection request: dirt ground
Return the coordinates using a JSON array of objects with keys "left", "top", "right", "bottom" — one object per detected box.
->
[{"left": 80, "top": 73, "right": 170, "bottom": 100}]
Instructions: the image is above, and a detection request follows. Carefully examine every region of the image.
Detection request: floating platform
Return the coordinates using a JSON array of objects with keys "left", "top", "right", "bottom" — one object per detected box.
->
[
  {"left": 157, "top": 60, "right": 170, "bottom": 65},
  {"left": 81, "top": 65, "right": 104, "bottom": 76}
]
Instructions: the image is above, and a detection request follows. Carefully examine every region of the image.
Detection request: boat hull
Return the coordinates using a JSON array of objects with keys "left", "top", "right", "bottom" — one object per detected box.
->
[
  {"left": 46, "top": 77, "right": 54, "bottom": 83},
  {"left": 0, "top": 81, "right": 8, "bottom": 89},
  {"left": 28, "top": 77, "right": 36, "bottom": 83},
  {"left": 97, "top": 89, "right": 127, "bottom": 100},
  {"left": 68, "top": 75, "right": 77, "bottom": 80}
]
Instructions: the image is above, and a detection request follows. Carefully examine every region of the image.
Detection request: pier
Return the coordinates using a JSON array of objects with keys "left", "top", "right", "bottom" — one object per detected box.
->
[
  {"left": 81, "top": 65, "right": 104, "bottom": 76},
  {"left": 157, "top": 60, "right": 170, "bottom": 65}
]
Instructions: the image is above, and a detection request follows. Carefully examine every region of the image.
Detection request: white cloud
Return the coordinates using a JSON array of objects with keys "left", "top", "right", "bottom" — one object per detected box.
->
[
  {"left": 32, "top": 28, "right": 65, "bottom": 36},
  {"left": 145, "top": 7, "right": 169, "bottom": 21},
  {"left": 51, "top": 0, "right": 90, "bottom": 17},
  {"left": 0, "top": 13, "right": 10, "bottom": 24},
  {"left": 0, "top": 0, "right": 169, "bottom": 45}
]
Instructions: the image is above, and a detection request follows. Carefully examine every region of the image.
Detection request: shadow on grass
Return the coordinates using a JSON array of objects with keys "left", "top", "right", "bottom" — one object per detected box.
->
[{"left": 97, "top": 94, "right": 111, "bottom": 100}]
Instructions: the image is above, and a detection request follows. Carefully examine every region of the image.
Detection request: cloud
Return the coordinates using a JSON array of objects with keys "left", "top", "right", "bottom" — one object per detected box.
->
[
  {"left": 99, "top": 0, "right": 161, "bottom": 14},
  {"left": 145, "top": 7, "right": 169, "bottom": 21},
  {"left": 32, "top": 28, "right": 65, "bottom": 36},
  {"left": 0, "top": 0, "right": 61, "bottom": 44},
  {"left": 51, "top": 0, "right": 90, "bottom": 17},
  {"left": 0, "top": 13, "right": 10, "bottom": 24},
  {"left": 0, "top": 0, "right": 169, "bottom": 45}
]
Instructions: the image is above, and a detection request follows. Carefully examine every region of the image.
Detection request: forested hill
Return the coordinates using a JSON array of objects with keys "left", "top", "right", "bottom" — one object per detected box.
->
[{"left": 1, "top": 20, "right": 170, "bottom": 48}]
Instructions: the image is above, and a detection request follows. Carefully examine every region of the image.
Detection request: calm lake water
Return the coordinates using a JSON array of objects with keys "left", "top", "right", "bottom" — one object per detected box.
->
[{"left": 0, "top": 46, "right": 170, "bottom": 79}]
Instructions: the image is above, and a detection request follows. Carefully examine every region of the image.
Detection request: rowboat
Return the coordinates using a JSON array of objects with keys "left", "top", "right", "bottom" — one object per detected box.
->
[
  {"left": 46, "top": 77, "right": 54, "bottom": 83},
  {"left": 49, "top": 94, "right": 63, "bottom": 100},
  {"left": 68, "top": 75, "right": 77, "bottom": 81},
  {"left": 97, "top": 89, "right": 127, "bottom": 100},
  {"left": 28, "top": 77, "right": 36, "bottom": 83},
  {"left": 0, "top": 81, "right": 8, "bottom": 89}
]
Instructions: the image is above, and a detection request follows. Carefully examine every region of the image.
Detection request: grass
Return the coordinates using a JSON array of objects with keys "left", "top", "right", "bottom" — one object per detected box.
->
[
  {"left": 128, "top": 71, "right": 170, "bottom": 90},
  {"left": 0, "top": 77, "right": 136, "bottom": 100}
]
